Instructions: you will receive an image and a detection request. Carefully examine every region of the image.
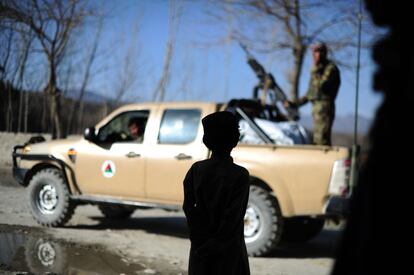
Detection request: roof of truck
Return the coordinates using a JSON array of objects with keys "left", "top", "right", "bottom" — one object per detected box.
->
[{"left": 117, "top": 101, "right": 219, "bottom": 110}]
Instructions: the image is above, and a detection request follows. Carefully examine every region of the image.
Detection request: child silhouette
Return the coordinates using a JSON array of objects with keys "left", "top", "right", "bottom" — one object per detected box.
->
[{"left": 183, "top": 111, "right": 250, "bottom": 275}]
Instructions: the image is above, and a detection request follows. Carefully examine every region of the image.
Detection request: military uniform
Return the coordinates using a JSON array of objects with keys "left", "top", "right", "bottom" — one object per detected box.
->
[{"left": 300, "top": 60, "right": 340, "bottom": 145}]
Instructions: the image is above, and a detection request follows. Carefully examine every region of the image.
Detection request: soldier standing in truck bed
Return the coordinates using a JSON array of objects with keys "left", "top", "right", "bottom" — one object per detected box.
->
[{"left": 287, "top": 42, "right": 341, "bottom": 145}]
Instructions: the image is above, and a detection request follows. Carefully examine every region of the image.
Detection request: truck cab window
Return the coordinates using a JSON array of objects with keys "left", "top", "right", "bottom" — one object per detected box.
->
[
  {"left": 158, "top": 109, "right": 201, "bottom": 144},
  {"left": 97, "top": 110, "right": 149, "bottom": 145}
]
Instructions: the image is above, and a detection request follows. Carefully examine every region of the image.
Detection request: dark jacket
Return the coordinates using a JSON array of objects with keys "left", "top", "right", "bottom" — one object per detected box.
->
[{"left": 183, "top": 155, "right": 250, "bottom": 275}]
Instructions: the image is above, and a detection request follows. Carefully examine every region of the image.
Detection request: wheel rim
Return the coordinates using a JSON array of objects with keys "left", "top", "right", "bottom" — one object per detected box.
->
[
  {"left": 37, "top": 240, "right": 56, "bottom": 266},
  {"left": 244, "top": 204, "right": 262, "bottom": 243},
  {"left": 37, "top": 184, "right": 58, "bottom": 214}
]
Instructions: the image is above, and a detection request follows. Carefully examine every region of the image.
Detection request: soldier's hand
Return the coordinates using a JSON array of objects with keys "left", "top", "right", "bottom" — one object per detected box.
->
[
  {"left": 283, "top": 100, "right": 291, "bottom": 108},
  {"left": 284, "top": 100, "right": 296, "bottom": 108}
]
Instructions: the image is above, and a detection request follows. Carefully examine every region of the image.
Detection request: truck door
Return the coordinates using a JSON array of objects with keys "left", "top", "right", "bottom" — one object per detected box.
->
[
  {"left": 145, "top": 107, "right": 210, "bottom": 203},
  {"left": 75, "top": 110, "right": 151, "bottom": 199}
]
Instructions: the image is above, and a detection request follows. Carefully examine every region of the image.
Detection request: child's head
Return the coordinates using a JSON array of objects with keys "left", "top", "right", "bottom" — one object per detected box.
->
[{"left": 202, "top": 111, "right": 240, "bottom": 154}]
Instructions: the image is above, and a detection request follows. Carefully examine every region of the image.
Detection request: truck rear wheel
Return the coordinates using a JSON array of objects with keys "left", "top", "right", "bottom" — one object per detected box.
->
[
  {"left": 98, "top": 205, "right": 134, "bottom": 219},
  {"left": 27, "top": 168, "right": 75, "bottom": 227},
  {"left": 281, "top": 217, "right": 325, "bottom": 242},
  {"left": 244, "top": 185, "right": 283, "bottom": 256}
]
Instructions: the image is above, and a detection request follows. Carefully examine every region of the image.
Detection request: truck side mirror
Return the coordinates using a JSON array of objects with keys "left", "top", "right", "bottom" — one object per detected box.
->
[{"left": 84, "top": 127, "right": 96, "bottom": 142}]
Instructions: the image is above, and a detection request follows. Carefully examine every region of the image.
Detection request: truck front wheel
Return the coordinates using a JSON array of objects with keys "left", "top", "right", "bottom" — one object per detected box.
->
[
  {"left": 27, "top": 168, "right": 75, "bottom": 227},
  {"left": 244, "top": 185, "right": 283, "bottom": 256}
]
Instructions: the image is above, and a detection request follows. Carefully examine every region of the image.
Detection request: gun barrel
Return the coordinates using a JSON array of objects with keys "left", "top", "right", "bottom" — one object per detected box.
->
[
  {"left": 248, "top": 58, "right": 266, "bottom": 78},
  {"left": 239, "top": 42, "right": 251, "bottom": 57}
]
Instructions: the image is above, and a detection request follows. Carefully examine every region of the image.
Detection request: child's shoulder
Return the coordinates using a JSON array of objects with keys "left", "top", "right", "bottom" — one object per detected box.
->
[
  {"left": 189, "top": 159, "right": 210, "bottom": 171},
  {"left": 193, "top": 159, "right": 210, "bottom": 167},
  {"left": 232, "top": 163, "right": 249, "bottom": 177}
]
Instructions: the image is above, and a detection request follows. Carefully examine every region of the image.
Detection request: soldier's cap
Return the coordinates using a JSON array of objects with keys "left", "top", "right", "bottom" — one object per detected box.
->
[
  {"left": 202, "top": 111, "right": 240, "bottom": 151},
  {"left": 311, "top": 42, "right": 328, "bottom": 53}
]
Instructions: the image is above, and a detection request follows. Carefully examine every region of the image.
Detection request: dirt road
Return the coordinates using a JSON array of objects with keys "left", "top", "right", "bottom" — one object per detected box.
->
[{"left": 0, "top": 166, "right": 342, "bottom": 275}]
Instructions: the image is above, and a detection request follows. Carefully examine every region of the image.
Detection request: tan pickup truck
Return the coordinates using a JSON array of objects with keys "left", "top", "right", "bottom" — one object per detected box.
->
[{"left": 12, "top": 99, "right": 350, "bottom": 256}]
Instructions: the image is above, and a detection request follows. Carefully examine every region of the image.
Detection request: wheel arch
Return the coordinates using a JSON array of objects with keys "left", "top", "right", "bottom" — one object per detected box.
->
[
  {"left": 24, "top": 163, "right": 73, "bottom": 193},
  {"left": 23, "top": 157, "right": 81, "bottom": 195},
  {"left": 24, "top": 163, "right": 58, "bottom": 186},
  {"left": 249, "top": 175, "right": 295, "bottom": 217}
]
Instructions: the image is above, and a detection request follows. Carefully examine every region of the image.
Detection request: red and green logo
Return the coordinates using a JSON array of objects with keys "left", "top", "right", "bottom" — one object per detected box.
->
[{"left": 101, "top": 160, "right": 116, "bottom": 178}]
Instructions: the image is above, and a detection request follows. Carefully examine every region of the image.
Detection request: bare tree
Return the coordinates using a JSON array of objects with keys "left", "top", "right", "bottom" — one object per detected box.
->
[
  {"left": 65, "top": 19, "right": 103, "bottom": 134},
  {"left": 0, "top": 0, "right": 92, "bottom": 138},
  {"left": 16, "top": 30, "right": 35, "bottom": 133},
  {"left": 23, "top": 67, "right": 44, "bottom": 133},
  {"left": 170, "top": 44, "right": 194, "bottom": 101},
  {"left": 153, "top": 0, "right": 182, "bottom": 102},
  {"left": 0, "top": 28, "right": 15, "bottom": 132},
  {"left": 213, "top": 0, "right": 376, "bottom": 102},
  {"left": 110, "top": 22, "right": 142, "bottom": 108},
  {"left": 113, "top": 43, "right": 138, "bottom": 107}
]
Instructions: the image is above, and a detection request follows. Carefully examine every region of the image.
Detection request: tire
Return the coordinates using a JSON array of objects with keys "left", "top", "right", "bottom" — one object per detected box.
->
[
  {"left": 25, "top": 238, "right": 67, "bottom": 274},
  {"left": 98, "top": 204, "right": 134, "bottom": 219},
  {"left": 281, "top": 217, "right": 325, "bottom": 242},
  {"left": 27, "top": 168, "right": 75, "bottom": 227},
  {"left": 244, "top": 185, "right": 283, "bottom": 256}
]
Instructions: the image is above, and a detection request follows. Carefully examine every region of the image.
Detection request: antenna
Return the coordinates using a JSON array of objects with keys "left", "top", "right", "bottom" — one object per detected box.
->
[{"left": 349, "top": 0, "right": 363, "bottom": 192}]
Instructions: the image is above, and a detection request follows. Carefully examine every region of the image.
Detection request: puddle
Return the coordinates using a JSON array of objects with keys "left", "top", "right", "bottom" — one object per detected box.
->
[{"left": 0, "top": 229, "right": 145, "bottom": 274}]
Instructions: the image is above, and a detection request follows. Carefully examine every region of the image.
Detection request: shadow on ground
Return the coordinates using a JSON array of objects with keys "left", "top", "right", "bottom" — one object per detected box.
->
[
  {"left": 67, "top": 216, "right": 189, "bottom": 239},
  {"left": 269, "top": 229, "right": 342, "bottom": 259},
  {"left": 68, "top": 215, "right": 342, "bottom": 259}
]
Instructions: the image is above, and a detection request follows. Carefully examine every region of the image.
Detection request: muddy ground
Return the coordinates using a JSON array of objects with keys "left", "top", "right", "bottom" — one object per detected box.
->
[{"left": 0, "top": 164, "right": 343, "bottom": 275}]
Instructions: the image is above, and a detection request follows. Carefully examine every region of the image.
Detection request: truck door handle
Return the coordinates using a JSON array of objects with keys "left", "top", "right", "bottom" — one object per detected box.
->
[
  {"left": 175, "top": 153, "right": 192, "bottom": 160},
  {"left": 126, "top": 152, "right": 141, "bottom": 158}
]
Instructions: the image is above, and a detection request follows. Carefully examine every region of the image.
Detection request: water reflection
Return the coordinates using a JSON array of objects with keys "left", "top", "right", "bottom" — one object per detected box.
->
[{"left": 0, "top": 231, "right": 144, "bottom": 274}]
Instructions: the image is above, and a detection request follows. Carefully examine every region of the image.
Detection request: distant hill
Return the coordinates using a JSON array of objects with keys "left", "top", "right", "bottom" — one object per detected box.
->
[
  {"left": 63, "top": 90, "right": 113, "bottom": 104},
  {"left": 299, "top": 114, "right": 371, "bottom": 148},
  {"left": 299, "top": 114, "right": 372, "bottom": 135}
]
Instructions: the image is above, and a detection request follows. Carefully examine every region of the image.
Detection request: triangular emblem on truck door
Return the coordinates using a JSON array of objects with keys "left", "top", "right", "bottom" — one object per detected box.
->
[
  {"left": 105, "top": 164, "right": 112, "bottom": 173},
  {"left": 101, "top": 160, "right": 116, "bottom": 178}
]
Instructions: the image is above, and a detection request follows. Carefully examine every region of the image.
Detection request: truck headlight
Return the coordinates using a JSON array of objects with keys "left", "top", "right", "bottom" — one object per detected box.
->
[{"left": 23, "top": 145, "right": 31, "bottom": 153}]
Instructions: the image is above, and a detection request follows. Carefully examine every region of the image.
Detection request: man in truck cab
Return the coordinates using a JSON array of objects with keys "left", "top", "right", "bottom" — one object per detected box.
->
[{"left": 127, "top": 117, "right": 146, "bottom": 143}]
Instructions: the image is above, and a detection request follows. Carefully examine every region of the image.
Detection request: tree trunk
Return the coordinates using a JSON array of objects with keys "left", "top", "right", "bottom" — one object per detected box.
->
[
  {"left": 41, "top": 92, "right": 48, "bottom": 132},
  {"left": 154, "top": 42, "right": 173, "bottom": 102},
  {"left": 47, "top": 59, "right": 61, "bottom": 139},
  {"left": 289, "top": 45, "right": 306, "bottom": 102},
  {"left": 23, "top": 90, "right": 29, "bottom": 133},
  {"left": 49, "top": 91, "right": 61, "bottom": 139},
  {"left": 17, "top": 36, "right": 32, "bottom": 133},
  {"left": 17, "top": 89, "right": 24, "bottom": 132},
  {"left": 6, "top": 84, "right": 13, "bottom": 132},
  {"left": 76, "top": 101, "right": 84, "bottom": 133}
]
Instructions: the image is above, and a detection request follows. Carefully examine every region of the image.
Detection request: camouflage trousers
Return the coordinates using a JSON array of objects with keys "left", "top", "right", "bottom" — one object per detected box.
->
[{"left": 311, "top": 100, "right": 335, "bottom": 146}]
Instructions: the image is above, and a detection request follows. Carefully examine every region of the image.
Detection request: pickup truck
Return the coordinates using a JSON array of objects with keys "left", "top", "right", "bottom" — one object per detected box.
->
[{"left": 12, "top": 99, "right": 350, "bottom": 256}]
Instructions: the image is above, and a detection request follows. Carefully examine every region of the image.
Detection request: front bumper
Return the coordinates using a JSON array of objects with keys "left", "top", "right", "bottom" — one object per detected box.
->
[
  {"left": 324, "top": 196, "right": 350, "bottom": 217},
  {"left": 12, "top": 144, "right": 81, "bottom": 193},
  {"left": 13, "top": 167, "right": 28, "bottom": 185},
  {"left": 12, "top": 145, "right": 27, "bottom": 186}
]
